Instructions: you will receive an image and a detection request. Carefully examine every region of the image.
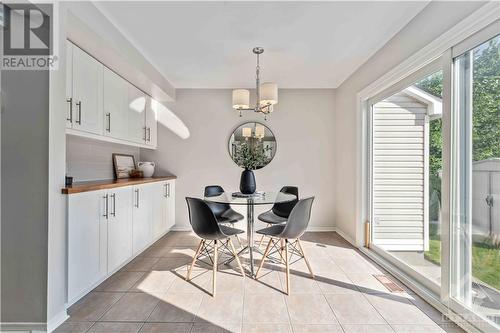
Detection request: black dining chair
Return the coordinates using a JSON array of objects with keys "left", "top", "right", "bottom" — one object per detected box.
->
[
  {"left": 185, "top": 197, "right": 245, "bottom": 296},
  {"left": 257, "top": 186, "right": 299, "bottom": 247},
  {"left": 204, "top": 185, "right": 245, "bottom": 247},
  {"left": 255, "top": 197, "right": 315, "bottom": 295}
]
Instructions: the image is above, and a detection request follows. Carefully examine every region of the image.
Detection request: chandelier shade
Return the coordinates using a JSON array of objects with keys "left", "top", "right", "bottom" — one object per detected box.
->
[
  {"left": 259, "top": 82, "right": 278, "bottom": 106},
  {"left": 232, "top": 89, "right": 250, "bottom": 110}
]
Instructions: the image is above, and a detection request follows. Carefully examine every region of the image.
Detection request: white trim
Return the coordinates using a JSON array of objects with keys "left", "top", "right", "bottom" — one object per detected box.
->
[
  {"left": 0, "top": 322, "right": 47, "bottom": 332},
  {"left": 47, "top": 310, "right": 69, "bottom": 333},
  {"left": 169, "top": 225, "right": 192, "bottom": 232},
  {"left": 306, "top": 226, "right": 336, "bottom": 232},
  {"left": 333, "top": 227, "right": 357, "bottom": 247}
]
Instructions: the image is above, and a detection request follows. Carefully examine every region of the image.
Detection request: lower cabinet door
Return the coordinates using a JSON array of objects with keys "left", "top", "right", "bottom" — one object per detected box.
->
[
  {"left": 165, "top": 180, "right": 176, "bottom": 230},
  {"left": 107, "top": 187, "right": 133, "bottom": 273},
  {"left": 132, "top": 184, "right": 154, "bottom": 255},
  {"left": 152, "top": 182, "right": 167, "bottom": 239},
  {"left": 68, "top": 190, "right": 107, "bottom": 303}
]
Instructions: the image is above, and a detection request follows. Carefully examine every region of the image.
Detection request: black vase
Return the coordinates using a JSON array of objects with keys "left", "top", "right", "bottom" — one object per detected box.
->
[{"left": 240, "top": 169, "right": 256, "bottom": 194}]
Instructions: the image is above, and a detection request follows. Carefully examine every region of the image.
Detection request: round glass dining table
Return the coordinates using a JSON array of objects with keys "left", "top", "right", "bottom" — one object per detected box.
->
[{"left": 204, "top": 191, "right": 296, "bottom": 277}]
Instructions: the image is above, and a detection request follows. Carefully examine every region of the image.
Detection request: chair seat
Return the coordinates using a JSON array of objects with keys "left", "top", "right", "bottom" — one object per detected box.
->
[
  {"left": 256, "top": 224, "right": 286, "bottom": 237},
  {"left": 220, "top": 225, "right": 245, "bottom": 237},
  {"left": 217, "top": 209, "right": 244, "bottom": 224},
  {"left": 258, "top": 210, "right": 288, "bottom": 225}
]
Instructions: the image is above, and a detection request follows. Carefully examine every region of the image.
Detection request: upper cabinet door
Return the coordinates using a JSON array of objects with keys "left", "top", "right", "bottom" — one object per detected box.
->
[
  {"left": 103, "top": 68, "right": 129, "bottom": 140},
  {"left": 145, "top": 97, "right": 158, "bottom": 148},
  {"left": 72, "top": 46, "right": 103, "bottom": 135},
  {"left": 127, "top": 84, "right": 147, "bottom": 144},
  {"left": 66, "top": 41, "right": 73, "bottom": 129}
]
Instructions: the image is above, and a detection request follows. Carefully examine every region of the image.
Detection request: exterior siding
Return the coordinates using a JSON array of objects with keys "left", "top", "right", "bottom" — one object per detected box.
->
[{"left": 372, "top": 92, "right": 429, "bottom": 251}]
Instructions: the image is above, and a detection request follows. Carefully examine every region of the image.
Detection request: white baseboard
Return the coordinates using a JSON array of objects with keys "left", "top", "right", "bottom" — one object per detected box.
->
[
  {"left": 46, "top": 309, "right": 69, "bottom": 333},
  {"left": 170, "top": 225, "right": 191, "bottom": 232},
  {"left": 0, "top": 322, "right": 46, "bottom": 332},
  {"left": 306, "top": 226, "right": 336, "bottom": 232},
  {"left": 332, "top": 227, "right": 358, "bottom": 247}
]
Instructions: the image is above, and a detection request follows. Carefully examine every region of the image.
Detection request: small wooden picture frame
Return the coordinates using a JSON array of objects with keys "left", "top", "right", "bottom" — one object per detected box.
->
[{"left": 112, "top": 153, "right": 136, "bottom": 179}]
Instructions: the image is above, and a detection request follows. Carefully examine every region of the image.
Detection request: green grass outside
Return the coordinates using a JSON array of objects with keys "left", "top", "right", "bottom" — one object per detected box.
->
[{"left": 424, "top": 237, "right": 500, "bottom": 290}]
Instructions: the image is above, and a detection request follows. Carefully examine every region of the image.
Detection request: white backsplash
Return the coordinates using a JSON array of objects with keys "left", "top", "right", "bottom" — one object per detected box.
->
[{"left": 66, "top": 135, "right": 140, "bottom": 181}]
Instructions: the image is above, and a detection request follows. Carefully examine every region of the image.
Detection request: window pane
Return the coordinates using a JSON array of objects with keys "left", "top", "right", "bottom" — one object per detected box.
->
[
  {"left": 453, "top": 34, "right": 500, "bottom": 327},
  {"left": 371, "top": 70, "right": 443, "bottom": 288}
]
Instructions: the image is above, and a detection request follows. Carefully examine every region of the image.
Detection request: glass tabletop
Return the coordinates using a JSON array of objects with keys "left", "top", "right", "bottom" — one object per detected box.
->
[{"left": 204, "top": 191, "right": 296, "bottom": 205}]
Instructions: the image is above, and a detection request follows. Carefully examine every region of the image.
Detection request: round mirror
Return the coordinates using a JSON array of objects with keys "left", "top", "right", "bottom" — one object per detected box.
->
[{"left": 228, "top": 122, "right": 277, "bottom": 170}]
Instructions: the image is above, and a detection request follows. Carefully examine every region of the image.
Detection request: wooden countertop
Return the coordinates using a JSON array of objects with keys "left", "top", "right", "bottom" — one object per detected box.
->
[{"left": 62, "top": 176, "right": 177, "bottom": 194}]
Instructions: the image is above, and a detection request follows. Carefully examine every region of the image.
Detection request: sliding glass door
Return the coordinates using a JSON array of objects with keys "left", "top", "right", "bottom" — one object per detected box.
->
[
  {"left": 367, "top": 25, "right": 499, "bottom": 332},
  {"left": 451, "top": 33, "right": 499, "bottom": 329}
]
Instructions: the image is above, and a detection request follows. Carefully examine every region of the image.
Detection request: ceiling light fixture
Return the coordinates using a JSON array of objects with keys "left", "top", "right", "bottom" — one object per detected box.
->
[{"left": 232, "top": 47, "right": 278, "bottom": 120}]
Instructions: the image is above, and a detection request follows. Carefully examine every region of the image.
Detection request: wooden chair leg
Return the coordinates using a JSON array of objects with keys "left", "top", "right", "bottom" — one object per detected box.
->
[
  {"left": 297, "top": 239, "right": 314, "bottom": 279},
  {"left": 280, "top": 239, "right": 286, "bottom": 263},
  {"left": 258, "top": 233, "right": 266, "bottom": 247},
  {"left": 256, "top": 238, "right": 273, "bottom": 279},
  {"left": 285, "top": 239, "right": 290, "bottom": 295},
  {"left": 186, "top": 239, "right": 204, "bottom": 281},
  {"left": 212, "top": 239, "right": 218, "bottom": 296},
  {"left": 228, "top": 238, "right": 245, "bottom": 277},
  {"left": 235, "top": 234, "right": 242, "bottom": 248}
]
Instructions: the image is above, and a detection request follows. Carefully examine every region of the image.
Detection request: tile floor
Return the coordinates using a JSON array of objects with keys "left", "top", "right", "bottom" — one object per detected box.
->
[{"left": 56, "top": 232, "right": 465, "bottom": 333}]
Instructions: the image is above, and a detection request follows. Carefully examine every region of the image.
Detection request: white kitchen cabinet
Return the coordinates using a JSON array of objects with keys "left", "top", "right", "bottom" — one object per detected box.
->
[
  {"left": 127, "top": 84, "right": 147, "bottom": 144},
  {"left": 165, "top": 180, "right": 176, "bottom": 231},
  {"left": 145, "top": 96, "right": 158, "bottom": 148},
  {"left": 103, "top": 67, "right": 129, "bottom": 140},
  {"left": 107, "top": 187, "right": 134, "bottom": 273},
  {"left": 66, "top": 41, "right": 73, "bottom": 129},
  {"left": 67, "top": 190, "right": 107, "bottom": 304},
  {"left": 132, "top": 184, "right": 154, "bottom": 255},
  {"left": 71, "top": 45, "right": 103, "bottom": 135}
]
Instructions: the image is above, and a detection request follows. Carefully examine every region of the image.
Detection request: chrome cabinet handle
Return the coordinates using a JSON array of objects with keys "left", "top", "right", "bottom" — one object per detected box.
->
[
  {"left": 135, "top": 189, "right": 139, "bottom": 208},
  {"left": 76, "top": 101, "right": 82, "bottom": 124},
  {"left": 106, "top": 113, "right": 111, "bottom": 132},
  {"left": 164, "top": 183, "right": 168, "bottom": 198},
  {"left": 167, "top": 183, "right": 170, "bottom": 198},
  {"left": 110, "top": 193, "right": 116, "bottom": 217},
  {"left": 103, "top": 194, "right": 109, "bottom": 219},
  {"left": 143, "top": 127, "right": 147, "bottom": 141},
  {"left": 66, "top": 97, "right": 73, "bottom": 122},
  {"left": 147, "top": 127, "right": 151, "bottom": 142}
]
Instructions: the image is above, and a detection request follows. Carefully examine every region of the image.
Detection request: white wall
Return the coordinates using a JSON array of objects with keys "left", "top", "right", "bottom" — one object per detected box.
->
[
  {"left": 141, "top": 89, "right": 336, "bottom": 231},
  {"left": 333, "top": 1, "right": 486, "bottom": 244}
]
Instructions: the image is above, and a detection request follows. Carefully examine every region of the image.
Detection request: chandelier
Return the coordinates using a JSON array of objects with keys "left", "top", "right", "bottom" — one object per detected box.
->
[{"left": 232, "top": 47, "right": 278, "bottom": 119}]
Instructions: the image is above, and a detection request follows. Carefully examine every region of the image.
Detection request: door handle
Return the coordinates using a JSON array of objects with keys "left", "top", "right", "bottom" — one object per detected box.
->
[
  {"left": 106, "top": 113, "right": 111, "bottom": 132},
  {"left": 135, "top": 189, "right": 140, "bottom": 208},
  {"left": 76, "top": 101, "right": 82, "bottom": 124},
  {"left": 66, "top": 97, "right": 73, "bottom": 122},
  {"left": 103, "top": 194, "right": 109, "bottom": 219},
  {"left": 110, "top": 193, "right": 116, "bottom": 217}
]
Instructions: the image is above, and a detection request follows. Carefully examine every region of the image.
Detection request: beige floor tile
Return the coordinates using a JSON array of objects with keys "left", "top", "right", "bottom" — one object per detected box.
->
[
  {"left": 196, "top": 293, "right": 244, "bottom": 324},
  {"left": 245, "top": 269, "right": 283, "bottom": 294},
  {"left": 278, "top": 271, "right": 321, "bottom": 294},
  {"left": 122, "top": 257, "right": 160, "bottom": 271},
  {"left": 391, "top": 324, "right": 445, "bottom": 332},
  {"left": 345, "top": 273, "right": 396, "bottom": 294},
  {"left": 94, "top": 271, "right": 145, "bottom": 292},
  {"left": 191, "top": 323, "right": 241, "bottom": 333},
  {"left": 365, "top": 294, "right": 436, "bottom": 325},
  {"left": 325, "top": 294, "right": 386, "bottom": 325},
  {"left": 291, "top": 324, "right": 344, "bottom": 332},
  {"left": 139, "top": 323, "right": 192, "bottom": 333},
  {"left": 53, "top": 321, "right": 94, "bottom": 333},
  {"left": 152, "top": 257, "right": 195, "bottom": 271},
  {"left": 167, "top": 270, "right": 211, "bottom": 294},
  {"left": 315, "top": 271, "right": 359, "bottom": 294},
  {"left": 87, "top": 322, "right": 143, "bottom": 333},
  {"left": 243, "top": 294, "right": 289, "bottom": 324},
  {"left": 241, "top": 323, "right": 292, "bottom": 333},
  {"left": 438, "top": 323, "right": 466, "bottom": 333},
  {"left": 342, "top": 324, "right": 394, "bottom": 333},
  {"left": 100, "top": 292, "right": 160, "bottom": 322},
  {"left": 130, "top": 270, "right": 176, "bottom": 293},
  {"left": 68, "top": 292, "right": 123, "bottom": 322},
  {"left": 285, "top": 294, "right": 338, "bottom": 324},
  {"left": 147, "top": 293, "right": 203, "bottom": 323},
  {"left": 409, "top": 296, "right": 453, "bottom": 324}
]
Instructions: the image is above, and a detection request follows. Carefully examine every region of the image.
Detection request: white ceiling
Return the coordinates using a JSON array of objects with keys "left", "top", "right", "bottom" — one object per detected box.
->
[{"left": 95, "top": 1, "right": 429, "bottom": 89}]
